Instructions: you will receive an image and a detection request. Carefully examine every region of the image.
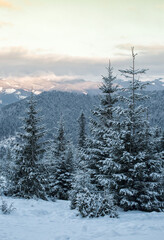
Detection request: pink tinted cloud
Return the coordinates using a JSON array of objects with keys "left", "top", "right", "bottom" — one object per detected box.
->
[
  {"left": 0, "top": 21, "right": 13, "bottom": 27},
  {"left": 0, "top": 73, "right": 99, "bottom": 92},
  {"left": 0, "top": 0, "right": 15, "bottom": 9}
]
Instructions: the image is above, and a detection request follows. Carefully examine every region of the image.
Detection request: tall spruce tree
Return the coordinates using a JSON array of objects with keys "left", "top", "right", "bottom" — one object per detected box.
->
[
  {"left": 70, "top": 111, "right": 89, "bottom": 209},
  {"left": 9, "top": 94, "right": 46, "bottom": 199},
  {"left": 111, "top": 47, "right": 163, "bottom": 211},
  {"left": 87, "top": 61, "right": 120, "bottom": 192},
  {"left": 48, "top": 117, "right": 74, "bottom": 200},
  {"left": 71, "top": 63, "right": 119, "bottom": 217},
  {"left": 78, "top": 111, "right": 86, "bottom": 149},
  {"left": 76, "top": 111, "right": 88, "bottom": 187}
]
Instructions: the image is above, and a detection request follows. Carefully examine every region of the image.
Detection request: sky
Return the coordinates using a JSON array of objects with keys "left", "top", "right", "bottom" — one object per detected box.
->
[{"left": 0, "top": 0, "right": 164, "bottom": 91}]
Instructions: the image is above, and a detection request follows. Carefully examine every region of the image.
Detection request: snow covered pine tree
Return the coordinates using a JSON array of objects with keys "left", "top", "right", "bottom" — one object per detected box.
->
[
  {"left": 70, "top": 111, "right": 90, "bottom": 209},
  {"left": 78, "top": 111, "right": 86, "bottom": 149},
  {"left": 111, "top": 47, "right": 163, "bottom": 211},
  {"left": 9, "top": 94, "right": 47, "bottom": 199},
  {"left": 74, "top": 62, "right": 119, "bottom": 218},
  {"left": 48, "top": 117, "right": 74, "bottom": 200}
]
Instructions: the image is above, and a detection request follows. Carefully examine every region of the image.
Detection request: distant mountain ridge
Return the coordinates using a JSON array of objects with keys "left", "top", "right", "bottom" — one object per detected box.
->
[
  {"left": 0, "top": 78, "right": 163, "bottom": 108},
  {"left": 0, "top": 90, "right": 163, "bottom": 143},
  {"left": 116, "top": 78, "right": 164, "bottom": 91}
]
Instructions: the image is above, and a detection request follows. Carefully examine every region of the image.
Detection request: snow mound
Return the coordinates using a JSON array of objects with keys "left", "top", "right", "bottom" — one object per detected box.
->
[{"left": 0, "top": 197, "right": 164, "bottom": 240}]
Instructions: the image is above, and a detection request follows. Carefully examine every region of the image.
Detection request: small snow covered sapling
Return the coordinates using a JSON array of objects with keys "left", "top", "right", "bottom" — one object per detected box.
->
[
  {"left": 0, "top": 198, "right": 15, "bottom": 214},
  {"left": 76, "top": 189, "right": 118, "bottom": 218}
]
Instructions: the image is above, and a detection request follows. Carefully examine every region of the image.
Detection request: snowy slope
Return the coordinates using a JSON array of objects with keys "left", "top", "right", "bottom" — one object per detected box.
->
[
  {"left": 0, "top": 197, "right": 164, "bottom": 240},
  {"left": 0, "top": 88, "right": 32, "bottom": 107}
]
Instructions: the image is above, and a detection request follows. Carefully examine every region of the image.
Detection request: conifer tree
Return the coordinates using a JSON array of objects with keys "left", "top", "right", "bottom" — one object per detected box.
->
[
  {"left": 70, "top": 143, "right": 90, "bottom": 209},
  {"left": 78, "top": 111, "right": 86, "bottom": 149},
  {"left": 9, "top": 94, "right": 46, "bottom": 199},
  {"left": 53, "top": 117, "right": 67, "bottom": 158},
  {"left": 71, "top": 62, "right": 119, "bottom": 217},
  {"left": 70, "top": 111, "right": 89, "bottom": 209},
  {"left": 111, "top": 47, "right": 163, "bottom": 211},
  {"left": 87, "top": 61, "right": 120, "bottom": 191},
  {"left": 48, "top": 117, "right": 74, "bottom": 200},
  {"left": 2, "top": 148, "right": 14, "bottom": 194}
]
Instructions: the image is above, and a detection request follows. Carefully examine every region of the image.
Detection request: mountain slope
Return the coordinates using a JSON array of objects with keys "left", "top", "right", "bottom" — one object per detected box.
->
[
  {"left": 0, "top": 88, "right": 32, "bottom": 108},
  {"left": 0, "top": 78, "right": 163, "bottom": 109},
  {"left": 0, "top": 91, "right": 98, "bottom": 142},
  {"left": 0, "top": 90, "right": 163, "bottom": 142}
]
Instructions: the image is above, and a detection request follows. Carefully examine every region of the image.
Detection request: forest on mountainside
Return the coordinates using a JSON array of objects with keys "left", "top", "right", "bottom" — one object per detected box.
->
[{"left": 0, "top": 90, "right": 163, "bottom": 142}]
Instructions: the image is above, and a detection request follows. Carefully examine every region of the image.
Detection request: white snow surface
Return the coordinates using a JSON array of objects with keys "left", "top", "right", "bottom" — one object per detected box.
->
[
  {"left": 19, "top": 95, "right": 27, "bottom": 99},
  {"left": 4, "top": 88, "right": 16, "bottom": 94},
  {"left": 0, "top": 197, "right": 164, "bottom": 240}
]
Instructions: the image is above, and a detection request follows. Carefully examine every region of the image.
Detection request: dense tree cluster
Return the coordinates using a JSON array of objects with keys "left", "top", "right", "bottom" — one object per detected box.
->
[{"left": 0, "top": 49, "right": 163, "bottom": 218}]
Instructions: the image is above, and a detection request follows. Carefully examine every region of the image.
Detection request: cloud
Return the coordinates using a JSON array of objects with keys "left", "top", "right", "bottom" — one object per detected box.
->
[
  {"left": 156, "top": 4, "right": 164, "bottom": 9},
  {"left": 116, "top": 43, "right": 164, "bottom": 53},
  {"left": 0, "top": 21, "right": 13, "bottom": 27},
  {"left": 0, "top": 0, "right": 15, "bottom": 9},
  {"left": 114, "top": 43, "right": 164, "bottom": 76},
  {"left": 0, "top": 46, "right": 163, "bottom": 92},
  {"left": 0, "top": 73, "right": 99, "bottom": 92},
  {"left": 0, "top": 47, "right": 107, "bottom": 77},
  {"left": 0, "top": 47, "right": 104, "bottom": 92}
]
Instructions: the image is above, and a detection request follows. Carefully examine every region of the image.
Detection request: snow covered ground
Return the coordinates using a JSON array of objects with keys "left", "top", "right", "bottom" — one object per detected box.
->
[{"left": 0, "top": 197, "right": 164, "bottom": 240}]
